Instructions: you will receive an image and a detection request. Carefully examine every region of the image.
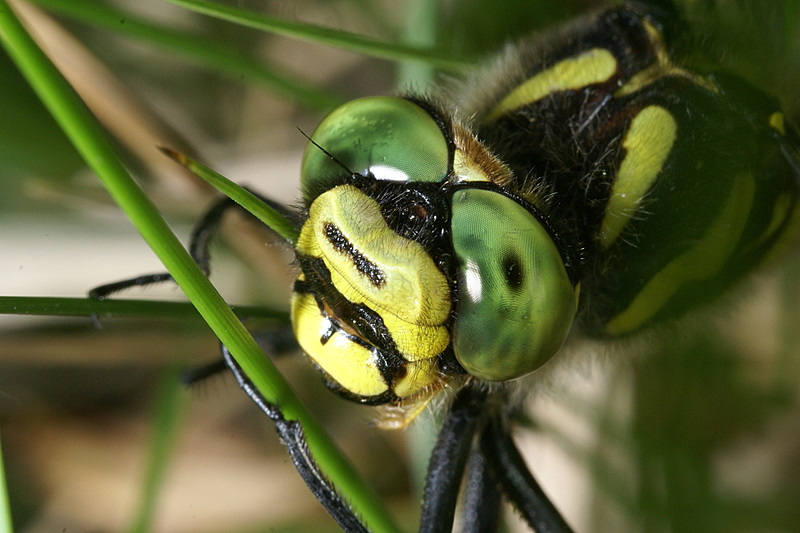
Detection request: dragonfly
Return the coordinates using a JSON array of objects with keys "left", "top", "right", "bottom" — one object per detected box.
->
[
  {"left": 5, "top": 0, "right": 797, "bottom": 531},
  {"left": 102, "top": 0, "right": 800, "bottom": 530}
]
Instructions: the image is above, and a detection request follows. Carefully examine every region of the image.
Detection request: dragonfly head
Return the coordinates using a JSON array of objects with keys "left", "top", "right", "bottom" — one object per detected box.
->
[{"left": 291, "top": 97, "right": 578, "bottom": 411}]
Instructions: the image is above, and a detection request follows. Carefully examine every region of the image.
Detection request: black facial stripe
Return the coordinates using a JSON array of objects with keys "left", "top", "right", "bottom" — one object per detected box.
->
[
  {"left": 296, "top": 254, "right": 411, "bottom": 388},
  {"left": 323, "top": 222, "right": 386, "bottom": 287}
]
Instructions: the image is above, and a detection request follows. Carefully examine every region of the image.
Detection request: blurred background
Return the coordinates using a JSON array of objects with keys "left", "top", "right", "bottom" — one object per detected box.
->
[{"left": 1, "top": 0, "right": 799, "bottom": 531}]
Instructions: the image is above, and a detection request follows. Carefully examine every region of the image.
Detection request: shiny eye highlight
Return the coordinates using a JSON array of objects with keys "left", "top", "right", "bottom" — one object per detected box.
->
[{"left": 300, "top": 97, "right": 450, "bottom": 203}]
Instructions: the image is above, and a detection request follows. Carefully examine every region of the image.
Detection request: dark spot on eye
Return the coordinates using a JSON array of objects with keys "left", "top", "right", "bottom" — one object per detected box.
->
[{"left": 502, "top": 253, "right": 524, "bottom": 290}]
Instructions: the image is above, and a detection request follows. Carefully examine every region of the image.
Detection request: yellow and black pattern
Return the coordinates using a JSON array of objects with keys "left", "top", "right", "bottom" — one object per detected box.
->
[
  {"left": 290, "top": 4, "right": 800, "bottom": 410},
  {"left": 470, "top": 6, "right": 800, "bottom": 336}
]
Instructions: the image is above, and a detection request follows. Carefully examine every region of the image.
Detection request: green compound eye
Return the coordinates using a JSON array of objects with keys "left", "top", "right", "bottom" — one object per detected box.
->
[
  {"left": 451, "top": 189, "right": 578, "bottom": 381},
  {"left": 300, "top": 96, "right": 449, "bottom": 198}
]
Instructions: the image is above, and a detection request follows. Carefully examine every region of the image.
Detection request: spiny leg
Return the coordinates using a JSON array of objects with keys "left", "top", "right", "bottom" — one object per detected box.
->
[
  {"left": 89, "top": 196, "right": 237, "bottom": 299},
  {"left": 89, "top": 190, "right": 299, "bottom": 382},
  {"left": 89, "top": 190, "right": 297, "bottom": 378},
  {"left": 221, "top": 343, "right": 369, "bottom": 533},
  {"left": 460, "top": 447, "right": 503, "bottom": 533},
  {"left": 419, "top": 385, "right": 489, "bottom": 533},
  {"left": 182, "top": 359, "right": 228, "bottom": 385},
  {"left": 480, "top": 412, "right": 574, "bottom": 533}
]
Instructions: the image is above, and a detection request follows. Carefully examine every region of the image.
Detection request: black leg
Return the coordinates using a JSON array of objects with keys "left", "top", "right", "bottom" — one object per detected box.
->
[
  {"left": 460, "top": 447, "right": 503, "bottom": 533},
  {"left": 89, "top": 190, "right": 295, "bottom": 300},
  {"left": 88, "top": 272, "right": 175, "bottom": 300},
  {"left": 181, "top": 359, "right": 228, "bottom": 385},
  {"left": 186, "top": 196, "right": 240, "bottom": 276},
  {"left": 480, "top": 413, "right": 574, "bottom": 533},
  {"left": 222, "top": 344, "right": 369, "bottom": 533},
  {"left": 89, "top": 196, "right": 238, "bottom": 299},
  {"left": 183, "top": 190, "right": 295, "bottom": 274},
  {"left": 419, "top": 385, "right": 488, "bottom": 533}
]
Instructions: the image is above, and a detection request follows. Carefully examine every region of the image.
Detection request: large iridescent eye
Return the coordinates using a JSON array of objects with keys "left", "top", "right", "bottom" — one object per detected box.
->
[
  {"left": 451, "top": 189, "right": 578, "bottom": 381},
  {"left": 300, "top": 96, "right": 449, "bottom": 200}
]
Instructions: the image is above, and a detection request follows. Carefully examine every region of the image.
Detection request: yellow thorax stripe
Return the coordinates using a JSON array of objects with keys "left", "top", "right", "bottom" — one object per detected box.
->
[
  {"left": 599, "top": 105, "right": 677, "bottom": 247},
  {"left": 485, "top": 48, "right": 618, "bottom": 123},
  {"left": 614, "top": 20, "right": 718, "bottom": 98}
]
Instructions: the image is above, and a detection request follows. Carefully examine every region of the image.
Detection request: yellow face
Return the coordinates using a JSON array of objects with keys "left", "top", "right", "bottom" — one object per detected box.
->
[{"left": 291, "top": 184, "right": 452, "bottom": 404}]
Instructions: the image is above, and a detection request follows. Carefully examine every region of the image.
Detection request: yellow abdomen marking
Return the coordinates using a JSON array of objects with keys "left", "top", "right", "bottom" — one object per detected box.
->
[
  {"left": 485, "top": 48, "right": 618, "bottom": 123},
  {"left": 606, "top": 172, "right": 756, "bottom": 335},
  {"left": 599, "top": 105, "right": 677, "bottom": 247}
]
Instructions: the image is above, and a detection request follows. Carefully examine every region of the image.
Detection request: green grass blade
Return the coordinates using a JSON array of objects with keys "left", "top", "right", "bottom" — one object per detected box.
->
[
  {"left": 160, "top": 148, "right": 300, "bottom": 245},
  {"left": 26, "top": 0, "right": 342, "bottom": 111},
  {"left": 0, "top": 4, "right": 399, "bottom": 532},
  {"left": 396, "top": 0, "right": 440, "bottom": 88},
  {"left": 162, "top": 0, "right": 471, "bottom": 70},
  {"left": 128, "top": 367, "right": 187, "bottom": 533},
  {"left": 0, "top": 432, "right": 13, "bottom": 533},
  {"left": 0, "top": 296, "right": 287, "bottom": 321}
]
